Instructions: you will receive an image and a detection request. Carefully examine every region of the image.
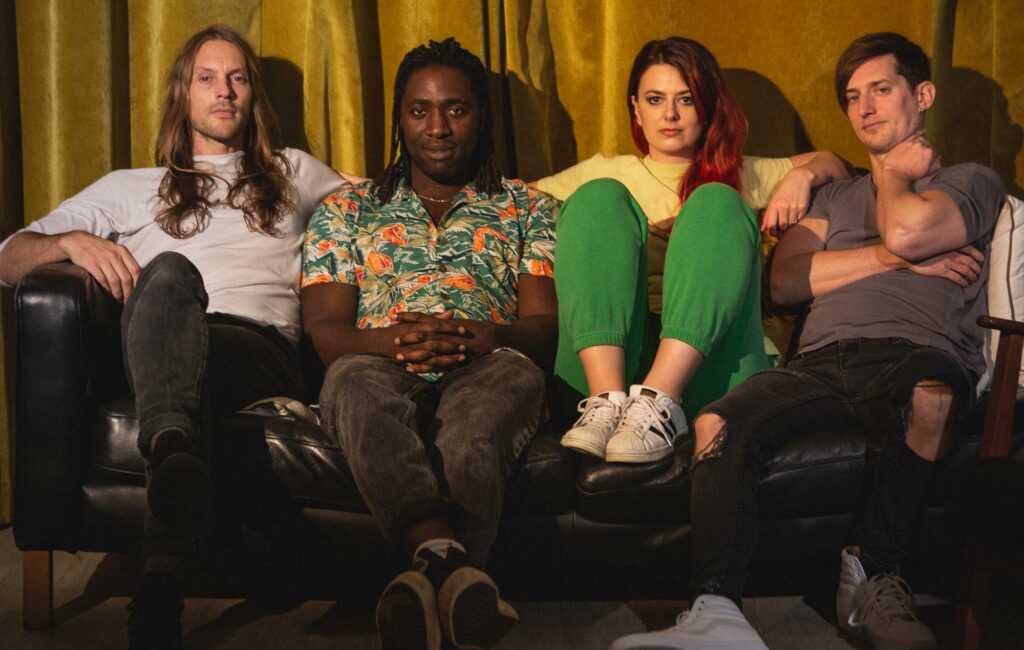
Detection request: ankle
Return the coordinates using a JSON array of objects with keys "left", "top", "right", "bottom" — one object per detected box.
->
[{"left": 148, "top": 427, "right": 194, "bottom": 461}]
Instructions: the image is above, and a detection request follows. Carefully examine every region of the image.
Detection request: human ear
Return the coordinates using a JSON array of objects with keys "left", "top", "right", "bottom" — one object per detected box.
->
[
  {"left": 916, "top": 81, "right": 936, "bottom": 112},
  {"left": 631, "top": 96, "right": 642, "bottom": 127}
]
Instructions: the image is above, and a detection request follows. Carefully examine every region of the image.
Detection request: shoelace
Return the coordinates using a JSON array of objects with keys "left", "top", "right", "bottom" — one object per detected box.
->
[
  {"left": 849, "top": 573, "right": 919, "bottom": 627},
  {"left": 574, "top": 395, "right": 621, "bottom": 428},
  {"left": 618, "top": 395, "right": 675, "bottom": 445}
]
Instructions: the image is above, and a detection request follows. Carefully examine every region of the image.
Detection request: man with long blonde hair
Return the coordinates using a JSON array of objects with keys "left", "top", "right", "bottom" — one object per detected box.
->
[{"left": 0, "top": 25, "right": 344, "bottom": 648}]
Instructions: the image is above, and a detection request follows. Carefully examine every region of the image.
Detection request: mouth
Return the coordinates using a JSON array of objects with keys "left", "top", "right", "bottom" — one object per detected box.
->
[
  {"left": 861, "top": 121, "right": 884, "bottom": 132},
  {"left": 659, "top": 129, "right": 682, "bottom": 136},
  {"left": 422, "top": 147, "right": 456, "bottom": 160},
  {"left": 210, "top": 106, "right": 237, "bottom": 117}
]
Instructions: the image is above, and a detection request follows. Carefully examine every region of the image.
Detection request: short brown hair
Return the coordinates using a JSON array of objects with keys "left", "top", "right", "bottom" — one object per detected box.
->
[{"left": 834, "top": 32, "right": 930, "bottom": 111}]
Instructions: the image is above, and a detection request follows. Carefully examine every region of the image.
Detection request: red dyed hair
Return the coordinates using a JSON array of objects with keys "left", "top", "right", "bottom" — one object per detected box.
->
[{"left": 627, "top": 37, "right": 748, "bottom": 203}]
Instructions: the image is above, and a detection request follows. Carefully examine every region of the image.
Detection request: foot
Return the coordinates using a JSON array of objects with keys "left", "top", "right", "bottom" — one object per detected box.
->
[
  {"left": 415, "top": 546, "right": 518, "bottom": 648},
  {"left": 837, "top": 547, "right": 937, "bottom": 649},
  {"left": 145, "top": 428, "right": 213, "bottom": 532},
  {"left": 376, "top": 570, "right": 441, "bottom": 650},
  {"left": 560, "top": 391, "right": 625, "bottom": 458},
  {"left": 127, "top": 572, "right": 184, "bottom": 650},
  {"left": 604, "top": 385, "right": 688, "bottom": 463},
  {"left": 609, "top": 594, "right": 767, "bottom": 649}
]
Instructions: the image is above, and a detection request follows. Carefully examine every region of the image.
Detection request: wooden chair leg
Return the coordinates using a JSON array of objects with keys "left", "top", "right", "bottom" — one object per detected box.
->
[
  {"left": 23, "top": 550, "right": 53, "bottom": 630},
  {"left": 955, "top": 556, "right": 987, "bottom": 650}
]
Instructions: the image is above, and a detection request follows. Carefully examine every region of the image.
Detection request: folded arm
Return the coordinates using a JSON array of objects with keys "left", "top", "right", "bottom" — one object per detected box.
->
[
  {"left": 769, "top": 218, "right": 983, "bottom": 307},
  {"left": 875, "top": 138, "right": 966, "bottom": 260}
]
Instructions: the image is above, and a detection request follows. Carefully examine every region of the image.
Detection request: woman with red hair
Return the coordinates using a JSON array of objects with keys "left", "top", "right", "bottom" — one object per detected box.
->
[{"left": 535, "top": 37, "right": 848, "bottom": 463}]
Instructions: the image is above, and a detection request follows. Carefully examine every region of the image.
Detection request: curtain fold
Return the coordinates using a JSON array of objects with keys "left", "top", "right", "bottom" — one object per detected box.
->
[{"left": 2, "top": 0, "right": 1022, "bottom": 521}]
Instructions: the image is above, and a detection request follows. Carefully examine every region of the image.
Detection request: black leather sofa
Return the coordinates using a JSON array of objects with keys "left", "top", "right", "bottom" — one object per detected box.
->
[{"left": 13, "top": 261, "right": 1024, "bottom": 628}]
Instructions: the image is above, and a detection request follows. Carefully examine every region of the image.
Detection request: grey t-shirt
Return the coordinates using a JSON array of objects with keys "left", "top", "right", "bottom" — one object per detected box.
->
[{"left": 797, "top": 163, "right": 1005, "bottom": 377}]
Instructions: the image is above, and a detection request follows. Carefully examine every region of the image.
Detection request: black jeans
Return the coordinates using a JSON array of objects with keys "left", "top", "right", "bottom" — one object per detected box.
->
[
  {"left": 122, "top": 252, "right": 302, "bottom": 550},
  {"left": 688, "top": 338, "right": 974, "bottom": 602}
]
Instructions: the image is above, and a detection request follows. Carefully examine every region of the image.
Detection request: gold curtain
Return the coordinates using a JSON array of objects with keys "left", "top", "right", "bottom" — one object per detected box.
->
[{"left": 2, "top": 0, "right": 1022, "bottom": 521}]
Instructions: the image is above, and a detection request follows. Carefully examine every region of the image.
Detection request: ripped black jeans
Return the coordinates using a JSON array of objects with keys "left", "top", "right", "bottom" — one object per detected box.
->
[{"left": 688, "top": 338, "right": 974, "bottom": 603}]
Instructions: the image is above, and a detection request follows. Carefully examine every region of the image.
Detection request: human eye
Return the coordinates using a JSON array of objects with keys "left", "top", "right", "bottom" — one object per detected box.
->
[
  {"left": 232, "top": 73, "right": 249, "bottom": 84},
  {"left": 679, "top": 95, "right": 694, "bottom": 106},
  {"left": 409, "top": 106, "right": 427, "bottom": 118},
  {"left": 846, "top": 93, "right": 859, "bottom": 106},
  {"left": 197, "top": 73, "right": 211, "bottom": 83},
  {"left": 449, "top": 104, "right": 467, "bottom": 117},
  {"left": 645, "top": 95, "right": 662, "bottom": 105},
  {"left": 875, "top": 85, "right": 891, "bottom": 95}
]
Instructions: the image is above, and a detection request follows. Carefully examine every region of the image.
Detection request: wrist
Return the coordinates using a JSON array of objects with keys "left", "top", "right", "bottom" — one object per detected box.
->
[{"left": 875, "top": 244, "right": 909, "bottom": 270}]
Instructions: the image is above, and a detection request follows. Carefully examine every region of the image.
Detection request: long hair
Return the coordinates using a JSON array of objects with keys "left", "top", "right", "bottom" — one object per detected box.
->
[
  {"left": 154, "top": 25, "right": 293, "bottom": 238},
  {"left": 834, "top": 32, "right": 930, "bottom": 111},
  {"left": 374, "top": 37, "right": 502, "bottom": 203},
  {"left": 626, "top": 37, "right": 747, "bottom": 203}
]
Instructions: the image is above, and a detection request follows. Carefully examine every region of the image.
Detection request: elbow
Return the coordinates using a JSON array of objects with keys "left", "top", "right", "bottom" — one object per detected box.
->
[{"left": 881, "top": 228, "right": 929, "bottom": 262}]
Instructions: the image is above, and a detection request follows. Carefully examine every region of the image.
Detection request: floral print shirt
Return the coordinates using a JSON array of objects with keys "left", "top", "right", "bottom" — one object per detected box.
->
[{"left": 302, "top": 178, "right": 556, "bottom": 330}]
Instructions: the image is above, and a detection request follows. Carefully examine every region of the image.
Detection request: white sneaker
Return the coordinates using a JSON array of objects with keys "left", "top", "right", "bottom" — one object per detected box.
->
[
  {"left": 837, "top": 547, "right": 937, "bottom": 650},
  {"left": 604, "top": 385, "right": 688, "bottom": 463},
  {"left": 609, "top": 594, "right": 768, "bottom": 650},
  {"left": 560, "top": 391, "right": 625, "bottom": 458}
]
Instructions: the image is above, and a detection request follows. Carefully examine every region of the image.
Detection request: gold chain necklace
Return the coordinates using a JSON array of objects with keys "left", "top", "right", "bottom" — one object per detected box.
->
[{"left": 416, "top": 191, "right": 455, "bottom": 204}]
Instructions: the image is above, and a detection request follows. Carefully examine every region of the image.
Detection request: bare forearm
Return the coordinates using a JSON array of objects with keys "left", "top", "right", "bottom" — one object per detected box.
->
[
  {"left": 875, "top": 174, "right": 964, "bottom": 260},
  {"left": 771, "top": 244, "right": 907, "bottom": 306},
  {"left": 494, "top": 314, "right": 558, "bottom": 372},
  {"left": 305, "top": 320, "right": 399, "bottom": 368},
  {"left": 795, "top": 151, "right": 851, "bottom": 186},
  {"left": 0, "top": 231, "right": 72, "bottom": 286}
]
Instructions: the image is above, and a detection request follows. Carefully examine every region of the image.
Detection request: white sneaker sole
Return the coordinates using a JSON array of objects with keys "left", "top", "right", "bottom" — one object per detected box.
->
[
  {"left": 605, "top": 444, "right": 674, "bottom": 464},
  {"left": 609, "top": 632, "right": 767, "bottom": 650},
  {"left": 560, "top": 430, "right": 607, "bottom": 458}
]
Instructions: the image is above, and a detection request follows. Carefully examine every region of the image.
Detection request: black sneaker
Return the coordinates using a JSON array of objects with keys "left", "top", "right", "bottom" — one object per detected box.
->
[
  {"left": 376, "top": 570, "right": 441, "bottom": 650},
  {"left": 145, "top": 429, "right": 213, "bottom": 532},
  {"left": 415, "top": 547, "right": 518, "bottom": 648},
  {"left": 127, "top": 572, "right": 184, "bottom": 650}
]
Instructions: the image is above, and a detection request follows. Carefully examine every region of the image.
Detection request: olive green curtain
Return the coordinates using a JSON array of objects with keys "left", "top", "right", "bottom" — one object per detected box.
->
[{"left": 1, "top": 0, "right": 1022, "bottom": 522}]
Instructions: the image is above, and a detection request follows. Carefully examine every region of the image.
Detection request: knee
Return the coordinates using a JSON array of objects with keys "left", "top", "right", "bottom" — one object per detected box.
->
[
  {"left": 137, "top": 251, "right": 203, "bottom": 291},
  {"left": 906, "top": 381, "right": 957, "bottom": 437},
  {"left": 679, "top": 183, "right": 749, "bottom": 223},
  {"left": 558, "top": 179, "right": 636, "bottom": 232},
  {"left": 321, "top": 355, "right": 387, "bottom": 405},
  {"left": 694, "top": 412, "right": 728, "bottom": 464},
  {"left": 482, "top": 351, "right": 545, "bottom": 400}
]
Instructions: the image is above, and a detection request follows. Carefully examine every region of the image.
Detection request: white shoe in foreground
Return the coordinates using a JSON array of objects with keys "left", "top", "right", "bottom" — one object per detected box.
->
[
  {"left": 605, "top": 385, "right": 688, "bottom": 463},
  {"left": 609, "top": 594, "right": 768, "bottom": 649},
  {"left": 837, "top": 547, "right": 937, "bottom": 650},
  {"left": 560, "top": 391, "right": 625, "bottom": 458}
]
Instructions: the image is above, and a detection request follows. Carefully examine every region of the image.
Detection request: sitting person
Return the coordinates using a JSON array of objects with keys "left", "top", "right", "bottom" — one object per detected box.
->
[
  {"left": 0, "top": 26, "right": 345, "bottom": 648},
  {"left": 300, "top": 38, "right": 557, "bottom": 649},
  {"left": 533, "top": 36, "right": 849, "bottom": 463},
  {"left": 611, "top": 32, "right": 1003, "bottom": 650}
]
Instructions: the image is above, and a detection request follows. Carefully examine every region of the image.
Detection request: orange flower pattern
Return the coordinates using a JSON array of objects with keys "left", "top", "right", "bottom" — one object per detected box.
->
[{"left": 302, "top": 179, "right": 556, "bottom": 330}]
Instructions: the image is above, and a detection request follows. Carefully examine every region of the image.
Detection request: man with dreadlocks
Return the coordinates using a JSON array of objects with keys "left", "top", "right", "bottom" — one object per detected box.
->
[
  {"left": 0, "top": 26, "right": 344, "bottom": 648},
  {"left": 302, "top": 38, "right": 557, "bottom": 649}
]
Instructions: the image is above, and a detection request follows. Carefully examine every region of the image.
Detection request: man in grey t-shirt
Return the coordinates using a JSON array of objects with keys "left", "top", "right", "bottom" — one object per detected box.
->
[{"left": 611, "top": 33, "right": 1005, "bottom": 650}]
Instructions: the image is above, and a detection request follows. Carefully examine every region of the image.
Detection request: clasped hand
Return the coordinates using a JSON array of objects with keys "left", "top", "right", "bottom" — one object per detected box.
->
[{"left": 391, "top": 311, "right": 498, "bottom": 373}]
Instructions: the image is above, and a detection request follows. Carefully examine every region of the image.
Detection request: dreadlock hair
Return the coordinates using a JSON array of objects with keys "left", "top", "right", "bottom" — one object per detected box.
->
[
  {"left": 374, "top": 37, "right": 503, "bottom": 203},
  {"left": 154, "top": 25, "right": 293, "bottom": 239}
]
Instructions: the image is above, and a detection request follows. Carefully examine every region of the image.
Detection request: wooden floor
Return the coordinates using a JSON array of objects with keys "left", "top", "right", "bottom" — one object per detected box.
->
[{"left": 0, "top": 525, "right": 1002, "bottom": 649}]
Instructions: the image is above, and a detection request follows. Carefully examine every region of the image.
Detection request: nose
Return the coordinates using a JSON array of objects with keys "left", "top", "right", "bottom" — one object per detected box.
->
[
  {"left": 426, "top": 110, "right": 451, "bottom": 138},
  {"left": 215, "top": 76, "right": 236, "bottom": 100},
  {"left": 664, "top": 101, "right": 679, "bottom": 122},
  {"left": 858, "top": 93, "right": 875, "bottom": 117}
]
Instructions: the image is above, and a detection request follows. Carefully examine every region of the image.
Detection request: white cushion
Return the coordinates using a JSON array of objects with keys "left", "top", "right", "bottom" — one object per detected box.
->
[{"left": 981, "top": 194, "right": 1024, "bottom": 392}]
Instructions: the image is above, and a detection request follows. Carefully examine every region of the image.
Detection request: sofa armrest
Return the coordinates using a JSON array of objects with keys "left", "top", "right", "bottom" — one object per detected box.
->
[{"left": 13, "top": 262, "right": 125, "bottom": 551}]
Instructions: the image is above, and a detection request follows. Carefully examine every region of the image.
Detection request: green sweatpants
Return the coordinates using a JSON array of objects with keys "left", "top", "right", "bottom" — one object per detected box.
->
[{"left": 553, "top": 178, "right": 770, "bottom": 423}]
